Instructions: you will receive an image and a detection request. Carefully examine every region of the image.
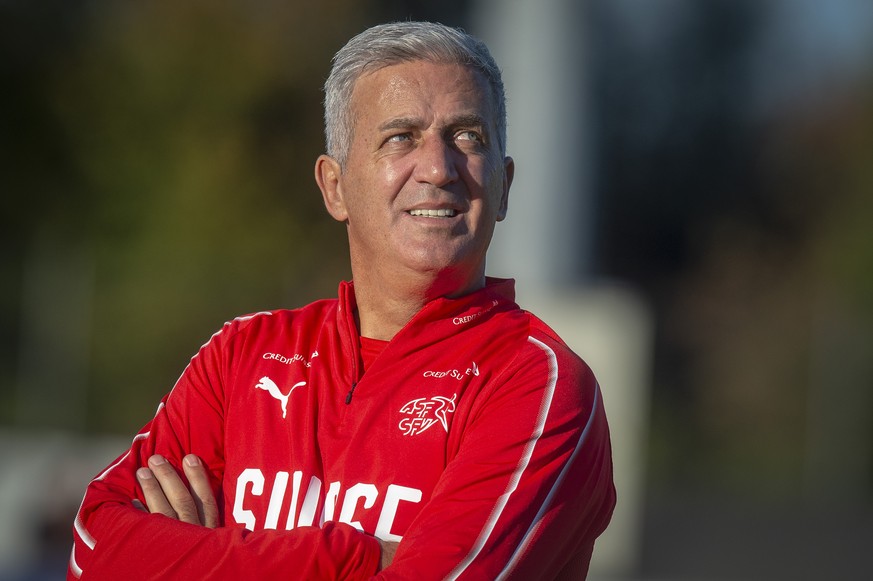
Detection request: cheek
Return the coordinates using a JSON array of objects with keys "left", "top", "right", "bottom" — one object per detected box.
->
[
  {"left": 381, "top": 158, "right": 415, "bottom": 191},
  {"left": 467, "top": 159, "right": 504, "bottom": 203},
  {"left": 351, "top": 155, "right": 409, "bottom": 193},
  {"left": 468, "top": 153, "right": 502, "bottom": 183}
]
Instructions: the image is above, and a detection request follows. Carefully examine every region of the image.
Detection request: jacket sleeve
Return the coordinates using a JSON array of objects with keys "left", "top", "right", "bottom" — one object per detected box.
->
[
  {"left": 375, "top": 333, "right": 616, "bottom": 581},
  {"left": 68, "top": 318, "right": 380, "bottom": 580}
]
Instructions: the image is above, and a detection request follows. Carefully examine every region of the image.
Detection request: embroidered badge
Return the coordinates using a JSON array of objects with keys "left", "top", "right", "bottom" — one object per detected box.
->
[{"left": 398, "top": 394, "right": 457, "bottom": 436}]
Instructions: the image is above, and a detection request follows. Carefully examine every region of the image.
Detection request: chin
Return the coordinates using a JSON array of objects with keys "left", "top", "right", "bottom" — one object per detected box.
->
[
  {"left": 407, "top": 256, "right": 484, "bottom": 286},
  {"left": 398, "top": 237, "right": 487, "bottom": 277}
]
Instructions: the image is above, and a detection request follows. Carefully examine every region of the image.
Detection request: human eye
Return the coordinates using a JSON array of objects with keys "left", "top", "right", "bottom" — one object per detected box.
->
[
  {"left": 455, "top": 130, "right": 483, "bottom": 143},
  {"left": 385, "top": 132, "right": 412, "bottom": 144}
]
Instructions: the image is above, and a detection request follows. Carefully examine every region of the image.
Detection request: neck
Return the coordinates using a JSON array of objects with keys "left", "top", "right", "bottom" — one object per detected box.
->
[{"left": 351, "top": 266, "right": 485, "bottom": 341}]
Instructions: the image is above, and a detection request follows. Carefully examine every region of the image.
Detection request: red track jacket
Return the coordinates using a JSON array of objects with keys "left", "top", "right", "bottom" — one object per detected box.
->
[{"left": 70, "top": 278, "right": 615, "bottom": 580}]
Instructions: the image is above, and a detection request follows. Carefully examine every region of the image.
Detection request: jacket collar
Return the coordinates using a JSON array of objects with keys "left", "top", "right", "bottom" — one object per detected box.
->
[{"left": 337, "top": 277, "right": 517, "bottom": 338}]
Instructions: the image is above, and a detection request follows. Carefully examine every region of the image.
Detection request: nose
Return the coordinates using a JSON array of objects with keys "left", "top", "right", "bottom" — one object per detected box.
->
[{"left": 413, "top": 136, "right": 459, "bottom": 187}]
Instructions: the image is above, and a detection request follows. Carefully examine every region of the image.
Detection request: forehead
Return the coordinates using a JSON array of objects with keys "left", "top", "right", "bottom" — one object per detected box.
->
[{"left": 349, "top": 61, "right": 496, "bottom": 127}]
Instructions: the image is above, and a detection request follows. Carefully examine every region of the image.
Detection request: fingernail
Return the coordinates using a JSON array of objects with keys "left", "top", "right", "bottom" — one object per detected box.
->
[
  {"left": 137, "top": 467, "right": 153, "bottom": 480},
  {"left": 150, "top": 455, "right": 166, "bottom": 466},
  {"left": 184, "top": 455, "right": 200, "bottom": 467}
]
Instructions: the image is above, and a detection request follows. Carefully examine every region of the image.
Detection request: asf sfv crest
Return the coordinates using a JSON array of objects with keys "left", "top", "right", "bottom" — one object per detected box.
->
[{"left": 398, "top": 394, "right": 457, "bottom": 436}]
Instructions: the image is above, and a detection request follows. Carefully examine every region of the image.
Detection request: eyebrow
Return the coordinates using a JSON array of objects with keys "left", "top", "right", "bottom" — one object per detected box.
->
[
  {"left": 378, "top": 117, "right": 421, "bottom": 133},
  {"left": 377, "top": 113, "right": 488, "bottom": 133}
]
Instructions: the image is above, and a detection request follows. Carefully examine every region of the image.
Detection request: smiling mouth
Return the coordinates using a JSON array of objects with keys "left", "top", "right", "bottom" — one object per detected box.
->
[{"left": 408, "top": 209, "right": 457, "bottom": 217}]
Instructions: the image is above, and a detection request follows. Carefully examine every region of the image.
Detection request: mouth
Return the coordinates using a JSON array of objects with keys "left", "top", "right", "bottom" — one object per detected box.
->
[{"left": 407, "top": 208, "right": 458, "bottom": 218}]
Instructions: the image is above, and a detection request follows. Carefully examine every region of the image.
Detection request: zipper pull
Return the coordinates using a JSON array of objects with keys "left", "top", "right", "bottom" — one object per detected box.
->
[{"left": 345, "top": 382, "right": 357, "bottom": 405}]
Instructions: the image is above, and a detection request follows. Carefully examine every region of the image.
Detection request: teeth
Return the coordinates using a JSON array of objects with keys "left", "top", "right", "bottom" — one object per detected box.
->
[{"left": 409, "top": 208, "right": 457, "bottom": 217}]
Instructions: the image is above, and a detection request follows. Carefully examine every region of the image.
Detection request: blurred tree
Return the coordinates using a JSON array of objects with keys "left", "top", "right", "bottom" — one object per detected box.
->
[
  {"left": 4, "top": 0, "right": 378, "bottom": 432},
  {"left": 666, "top": 80, "right": 873, "bottom": 500},
  {"left": 1, "top": 0, "right": 92, "bottom": 425},
  {"left": 588, "top": 0, "right": 873, "bottom": 498},
  {"left": 0, "top": 0, "right": 481, "bottom": 434}
]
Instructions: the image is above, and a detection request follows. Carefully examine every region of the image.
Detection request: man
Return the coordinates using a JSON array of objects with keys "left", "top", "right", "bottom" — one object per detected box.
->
[{"left": 69, "top": 21, "right": 615, "bottom": 580}]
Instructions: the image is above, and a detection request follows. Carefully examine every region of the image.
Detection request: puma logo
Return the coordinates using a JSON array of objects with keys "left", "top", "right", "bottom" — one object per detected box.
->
[{"left": 256, "top": 376, "right": 306, "bottom": 419}]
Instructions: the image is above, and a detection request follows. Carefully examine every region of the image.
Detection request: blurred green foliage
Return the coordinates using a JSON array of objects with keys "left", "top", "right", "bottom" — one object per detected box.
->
[
  {"left": 648, "top": 83, "right": 873, "bottom": 497},
  {"left": 1, "top": 1, "right": 375, "bottom": 432},
  {"left": 588, "top": 1, "right": 873, "bottom": 498}
]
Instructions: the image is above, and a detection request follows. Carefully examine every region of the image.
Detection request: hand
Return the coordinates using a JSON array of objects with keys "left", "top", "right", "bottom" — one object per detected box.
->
[
  {"left": 134, "top": 454, "right": 219, "bottom": 528},
  {"left": 378, "top": 539, "right": 399, "bottom": 571}
]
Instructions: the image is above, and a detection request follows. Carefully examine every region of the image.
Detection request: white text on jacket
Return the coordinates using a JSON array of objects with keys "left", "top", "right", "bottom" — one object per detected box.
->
[{"left": 233, "top": 469, "right": 422, "bottom": 542}]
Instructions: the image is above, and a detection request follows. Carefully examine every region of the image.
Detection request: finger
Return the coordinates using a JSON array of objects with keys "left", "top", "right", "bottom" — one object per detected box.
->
[
  {"left": 136, "top": 466, "right": 177, "bottom": 520},
  {"left": 132, "top": 498, "right": 147, "bottom": 512},
  {"left": 182, "top": 454, "right": 219, "bottom": 528},
  {"left": 147, "top": 455, "right": 201, "bottom": 525},
  {"left": 378, "top": 539, "right": 400, "bottom": 570}
]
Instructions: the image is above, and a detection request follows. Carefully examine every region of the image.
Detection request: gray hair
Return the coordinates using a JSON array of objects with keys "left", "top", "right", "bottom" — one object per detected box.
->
[{"left": 323, "top": 21, "right": 507, "bottom": 166}]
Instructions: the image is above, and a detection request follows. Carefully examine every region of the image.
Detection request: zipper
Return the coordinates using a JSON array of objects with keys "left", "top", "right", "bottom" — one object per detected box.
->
[{"left": 341, "top": 283, "right": 363, "bottom": 405}]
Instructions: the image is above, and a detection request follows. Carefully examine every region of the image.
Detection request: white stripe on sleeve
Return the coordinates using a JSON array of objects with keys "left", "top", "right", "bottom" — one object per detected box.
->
[
  {"left": 444, "top": 336, "right": 559, "bottom": 581},
  {"left": 496, "top": 381, "right": 601, "bottom": 579}
]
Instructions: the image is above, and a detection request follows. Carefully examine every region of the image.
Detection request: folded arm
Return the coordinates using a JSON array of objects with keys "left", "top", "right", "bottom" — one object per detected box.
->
[
  {"left": 70, "top": 413, "right": 381, "bottom": 580},
  {"left": 134, "top": 453, "right": 397, "bottom": 570},
  {"left": 69, "top": 321, "right": 381, "bottom": 580}
]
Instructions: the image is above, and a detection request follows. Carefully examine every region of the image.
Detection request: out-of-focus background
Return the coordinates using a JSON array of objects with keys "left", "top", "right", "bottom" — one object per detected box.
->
[{"left": 2, "top": 0, "right": 871, "bottom": 579}]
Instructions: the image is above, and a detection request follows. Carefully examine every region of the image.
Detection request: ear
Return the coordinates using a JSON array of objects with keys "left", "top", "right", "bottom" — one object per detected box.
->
[
  {"left": 497, "top": 156, "right": 514, "bottom": 222},
  {"left": 315, "top": 154, "right": 348, "bottom": 222}
]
